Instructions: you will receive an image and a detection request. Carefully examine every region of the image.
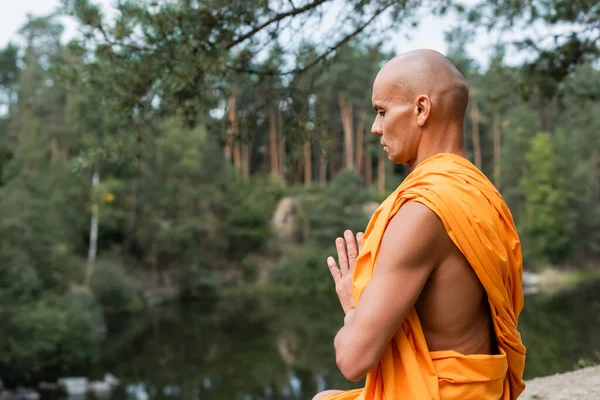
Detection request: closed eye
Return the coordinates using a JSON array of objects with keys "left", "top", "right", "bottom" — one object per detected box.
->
[{"left": 378, "top": 110, "right": 386, "bottom": 117}]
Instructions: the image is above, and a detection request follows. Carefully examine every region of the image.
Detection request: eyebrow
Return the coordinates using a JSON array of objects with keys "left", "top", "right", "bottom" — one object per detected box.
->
[{"left": 373, "top": 103, "right": 384, "bottom": 111}]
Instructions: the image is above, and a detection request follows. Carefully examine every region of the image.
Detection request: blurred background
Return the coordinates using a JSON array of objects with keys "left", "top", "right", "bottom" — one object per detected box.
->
[{"left": 0, "top": 0, "right": 598, "bottom": 399}]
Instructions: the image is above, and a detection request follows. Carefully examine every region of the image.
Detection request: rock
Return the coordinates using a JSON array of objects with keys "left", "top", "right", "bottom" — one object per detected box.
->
[
  {"left": 57, "top": 377, "right": 88, "bottom": 396},
  {"left": 521, "top": 365, "right": 600, "bottom": 399},
  {"left": 271, "top": 197, "right": 298, "bottom": 241},
  {"left": 522, "top": 272, "right": 540, "bottom": 287},
  {"left": 2, "top": 388, "right": 40, "bottom": 400},
  {"left": 126, "top": 383, "right": 149, "bottom": 400},
  {"left": 88, "top": 373, "right": 119, "bottom": 398}
]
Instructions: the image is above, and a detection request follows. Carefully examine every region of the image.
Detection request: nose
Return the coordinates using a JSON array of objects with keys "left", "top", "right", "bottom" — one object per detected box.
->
[{"left": 371, "top": 117, "right": 382, "bottom": 136}]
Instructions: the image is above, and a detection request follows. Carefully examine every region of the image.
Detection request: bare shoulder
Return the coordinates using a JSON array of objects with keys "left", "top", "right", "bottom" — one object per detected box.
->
[{"left": 379, "top": 201, "right": 451, "bottom": 271}]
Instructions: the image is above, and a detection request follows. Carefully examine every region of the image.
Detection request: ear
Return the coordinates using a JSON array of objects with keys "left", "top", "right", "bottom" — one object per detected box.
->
[{"left": 415, "top": 95, "right": 431, "bottom": 127}]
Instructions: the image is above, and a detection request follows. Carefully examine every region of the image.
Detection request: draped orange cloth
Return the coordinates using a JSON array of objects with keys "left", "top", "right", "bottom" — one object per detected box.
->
[{"left": 324, "top": 153, "right": 526, "bottom": 400}]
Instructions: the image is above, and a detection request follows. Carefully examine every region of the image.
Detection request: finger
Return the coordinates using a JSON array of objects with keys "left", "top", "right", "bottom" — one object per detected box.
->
[
  {"left": 327, "top": 256, "right": 341, "bottom": 283},
  {"left": 335, "top": 237, "right": 350, "bottom": 274},
  {"left": 357, "top": 232, "right": 364, "bottom": 253},
  {"left": 344, "top": 230, "right": 358, "bottom": 271}
]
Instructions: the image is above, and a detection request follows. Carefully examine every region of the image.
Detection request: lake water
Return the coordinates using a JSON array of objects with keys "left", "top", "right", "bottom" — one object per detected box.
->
[{"left": 51, "top": 279, "right": 600, "bottom": 399}]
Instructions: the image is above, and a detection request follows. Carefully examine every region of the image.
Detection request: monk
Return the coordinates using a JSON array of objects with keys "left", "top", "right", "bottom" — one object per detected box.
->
[{"left": 314, "top": 49, "right": 526, "bottom": 400}]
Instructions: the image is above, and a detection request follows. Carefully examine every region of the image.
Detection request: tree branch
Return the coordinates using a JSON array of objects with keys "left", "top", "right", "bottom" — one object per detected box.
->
[
  {"left": 97, "top": 24, "right": 151, "bottom": 52},
  {"left": 226, "top": 0, "right": 331, "bottom": 50},
  {"left": 232, "top": 2, "right": 394, "bottom": 76}
]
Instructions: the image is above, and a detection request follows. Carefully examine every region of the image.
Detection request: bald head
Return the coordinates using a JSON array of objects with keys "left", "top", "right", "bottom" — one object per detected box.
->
[
  {"left": 374, "top": 49, "right": 469, "bottom": 123},
  {"left": 370, "top": 49, "right": 469, "bottom": 167}
]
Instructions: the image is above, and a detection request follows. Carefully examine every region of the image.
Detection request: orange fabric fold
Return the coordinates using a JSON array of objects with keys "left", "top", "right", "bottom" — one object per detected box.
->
[{"left": 324, "top": 153, "right": 526, "bottom": 400}]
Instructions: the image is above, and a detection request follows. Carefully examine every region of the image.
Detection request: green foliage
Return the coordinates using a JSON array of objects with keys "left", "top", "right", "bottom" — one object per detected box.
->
[
  {"left": 0, "top": 290, "right": 103, "bottom": 380},
  {"left": 90, "top": 258, "right": 144, "bottom": 313},
  {"left": 133, "top": 119, "right": 282, "bottom": 276},
  {"left": 500, "top": 105, "right": 542, "bottom": 211},
  {"left": 468, "top": 0, "right": 599, "bottom": 90},
  {"left": 0, "top": 17, "right": 106, "bottom": 380},
  {"left": 222, "top": 175, "right": 283, "bottom": 259},
  {"left": 309, "top": 169, "right": 370, "bottom": 244},
  {"left": 177, "top": 260, "right": 217, "bottom": 301},
  {"left": 272, "top": 245, "right": 334, "bottom": 290},
  {"left": 520, "top": 132, "right": 574, "bottom": 266},
  {"left": 61, "top": 0, "right": 429, "bottom": 126},
  {"left": 0, "top": 43, "right": 18, "bottom": 90},
  {"left": 55, "top": 290, "right": 104, "bottom": 367},
  {"left": 272, "top": 170, "right": 373, "bottom": 288},
  {"left": 242, "top": 259, "right": 260, "bottom": 283}
]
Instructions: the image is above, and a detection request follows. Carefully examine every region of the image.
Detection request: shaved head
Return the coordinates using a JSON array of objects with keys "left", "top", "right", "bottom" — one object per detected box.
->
[
  {"left": 370, "top": 49, "right": 469, "bottom": 168},
  {"left": 374, "top": 49, "right": 469, "bottom": 122}
]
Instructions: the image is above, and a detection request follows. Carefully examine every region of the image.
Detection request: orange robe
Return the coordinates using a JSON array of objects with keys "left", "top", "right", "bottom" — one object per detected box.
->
[{"left": 325, "top": 153, "right": 526, "bottom": 400}]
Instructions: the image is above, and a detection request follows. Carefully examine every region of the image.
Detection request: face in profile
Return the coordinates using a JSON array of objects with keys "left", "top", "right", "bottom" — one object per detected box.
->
[{"left": 370, "top": 78, "right": 421, "bottom": 165}]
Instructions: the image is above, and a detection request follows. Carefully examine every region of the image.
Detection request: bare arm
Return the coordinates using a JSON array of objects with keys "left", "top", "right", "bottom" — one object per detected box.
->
[{"left": 333, "top": 201, "right": 448, "bottom": 381}]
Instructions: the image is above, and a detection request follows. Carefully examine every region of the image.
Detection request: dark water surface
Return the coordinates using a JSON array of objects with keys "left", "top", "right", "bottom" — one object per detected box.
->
[{"left": 54, "top": 280, "right": 600, "bottom": 399}]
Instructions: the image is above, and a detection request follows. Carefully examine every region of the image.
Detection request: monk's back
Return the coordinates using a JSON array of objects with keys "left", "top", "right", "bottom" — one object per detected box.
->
[{"left": 416, "top": 231, "right": 497, "bottom": 356}]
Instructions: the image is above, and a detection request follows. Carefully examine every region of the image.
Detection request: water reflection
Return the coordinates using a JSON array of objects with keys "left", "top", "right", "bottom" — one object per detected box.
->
[{"left": 68, "top": 280, "right": 600, "bottom": 400}]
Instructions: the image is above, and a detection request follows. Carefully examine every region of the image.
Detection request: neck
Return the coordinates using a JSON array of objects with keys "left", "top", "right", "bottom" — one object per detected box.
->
[{"left": 407, "top": 123, "right": 466, "bottom": 171}]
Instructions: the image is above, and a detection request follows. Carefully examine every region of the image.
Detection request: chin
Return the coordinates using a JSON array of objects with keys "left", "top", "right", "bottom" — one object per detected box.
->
[{"left": 388, "top": 153, "right": 404, "bottom": 165}]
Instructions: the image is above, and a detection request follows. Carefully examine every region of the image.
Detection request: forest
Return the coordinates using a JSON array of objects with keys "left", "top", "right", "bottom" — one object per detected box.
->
[{"left": 0, "top": 0, "right": 598, "bottom": 383}]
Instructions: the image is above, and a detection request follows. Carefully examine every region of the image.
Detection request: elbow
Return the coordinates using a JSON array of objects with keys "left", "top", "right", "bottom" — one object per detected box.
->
[
  {"left": 337, "top": 361, "right": 367, "bottom": 382},
  {"left": 334, "top": 336, "right": 375, "bottom": 382},
  {"left": 336, "top": 352, "right": 373, "bottom": 382}
]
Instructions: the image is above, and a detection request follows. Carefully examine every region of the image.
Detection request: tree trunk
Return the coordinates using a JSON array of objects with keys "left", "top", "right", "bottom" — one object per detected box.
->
[
  {"left": 241, "top": 143, "right": 250, "bottom": 180},
  {"left": 224, "top": 91, "right": 236, "bottom": 162},
  {"left": 241, "top": 116, "right": 250, "bottom": 180},
  {"left": 493, "top": 107, "right": 501, "bottom": 189},
  {"left": 319, "top": 129, "right": 327, "bottom": 184},
  {"left": 269, "top": 110, "right": 279, "bottom": 178},
  {"left": 230, "top": 90, "right": 241, "bottom": 174},
  {"left": 303, "top": 136, "right": 312, "bottom": 186},
  {"left": 233, "top": 142, "right": 241, "bottom": 176},
  {"left": 339, "top": 95, "right": 354, "bottom": 170},
  {"left": 355, "top": 111, "right": 365, "bottom": 173},
  {"left": 365, "top": 154, "right": 372, "bottom": 186},
  {"left": 470, "top": 87, "right": 482, "bottom": 170},
  {"left": 377, "top": 152, "right": 385, "bottom": 193},
  {"left": 84, "top": 167, "right": 100, "bottom": 287},
  {"left": 278, "top": 107, "right": 285, "bottom": 183},
  {"left": 329, "top": 125, "right": 338, "bottom": 180}
]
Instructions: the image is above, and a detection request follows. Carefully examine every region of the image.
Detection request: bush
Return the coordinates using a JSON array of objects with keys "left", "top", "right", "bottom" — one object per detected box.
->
[
  {"left": 242, "top": 259, "right": 260, "bottom": 283},
  {"left": 272, "top": 245, "right": 335, "bottom": 291},
  {"left": 90, "top": 258, "right": 145, "bottom": 313},
  {"left": 56, "top": 290, "right": 105, "bottom": 367},
  {"left": 519, "top": 132, "right": 574, "bottom": 267},
  {"left": 177, "top": 260, "right": 218, "bottom": 300},
  {"left": 222, "top": 174, "right": 283, "bottom": 259},
  {"left": 0, "top": 291, "right": 104, "bottom": 382},
  {"left": 308, "top": 169, "right": 370, "bottom": 244}
]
